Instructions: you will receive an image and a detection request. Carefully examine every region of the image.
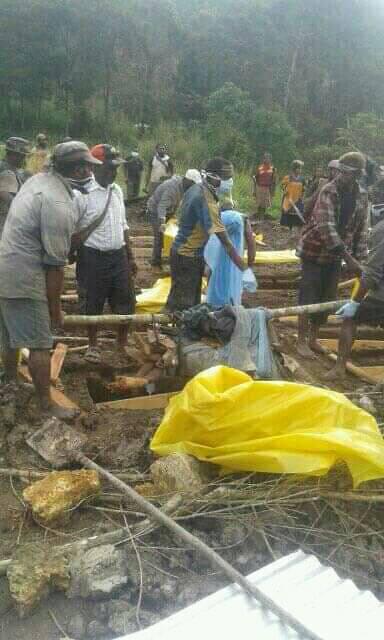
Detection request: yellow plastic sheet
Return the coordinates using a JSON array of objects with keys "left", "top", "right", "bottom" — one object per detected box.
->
[
  {"left": 254, "top": 249, "right": 299, "bottom": 265},
  {"left": 136, "top": 278, "right": 171, "bottom": 314},
  {"left": 151, "top": 366, "right": 384, "bottom": 487},
  {"left": 163, "top": 219, "right": 178, "bottom": 257}
]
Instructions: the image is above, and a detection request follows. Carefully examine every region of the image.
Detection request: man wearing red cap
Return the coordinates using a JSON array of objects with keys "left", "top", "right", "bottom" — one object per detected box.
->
[{"left": 75, "top": 144, "right": 137, "bottom": 363}]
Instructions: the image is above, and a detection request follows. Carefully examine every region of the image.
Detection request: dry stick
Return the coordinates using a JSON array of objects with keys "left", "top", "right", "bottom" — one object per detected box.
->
[
  {"left": 74, "top": 453, "right": 321, "bottom": 640},
  {"left": 322, "top": 491, "right": 384, "bottom": 503},
  {"left": 0, "top": 467, "right": 145, "bottom": 483},
  {"left": 0, "top": 493, "right": 183, "bottom": 576}
]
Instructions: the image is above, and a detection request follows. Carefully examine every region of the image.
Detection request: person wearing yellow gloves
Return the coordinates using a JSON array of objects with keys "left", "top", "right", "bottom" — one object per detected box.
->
[{"left": 325, "top": 214, "right": 384, "bottom": 379}]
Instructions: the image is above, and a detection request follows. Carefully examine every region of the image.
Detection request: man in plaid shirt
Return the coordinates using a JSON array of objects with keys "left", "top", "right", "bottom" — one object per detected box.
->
[{"left": 296, "top": 152, "right": 368, "bottom": 358}]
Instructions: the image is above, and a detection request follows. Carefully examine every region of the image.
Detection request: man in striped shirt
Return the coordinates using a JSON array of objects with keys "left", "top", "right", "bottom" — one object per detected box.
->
[
  {"left": 296, "top": 152, "right": 368, "bottom": 358},
  {"left": 77, "top": 144, "right": 137, "bottom": 363}
]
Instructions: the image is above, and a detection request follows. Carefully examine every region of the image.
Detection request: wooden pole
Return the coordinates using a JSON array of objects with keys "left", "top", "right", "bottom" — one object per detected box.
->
[{"left": 63, "top": 301, "right": 343, "bottom": 328}]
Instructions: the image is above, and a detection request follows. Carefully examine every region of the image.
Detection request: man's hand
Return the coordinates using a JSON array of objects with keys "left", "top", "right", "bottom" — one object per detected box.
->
[
  {"left": 336, "top": 300, "right": 360, "bottom": 318},
  {"left": 129, "top": 261, "right": 138, "bottom": 278},
  {"left": 342, "top": 250, "right": 362, "bottom": 277}
]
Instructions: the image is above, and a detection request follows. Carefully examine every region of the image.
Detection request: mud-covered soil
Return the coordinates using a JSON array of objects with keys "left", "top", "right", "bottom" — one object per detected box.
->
[{"left": 2, "top": 216, "right": 384, "bottom": 639}]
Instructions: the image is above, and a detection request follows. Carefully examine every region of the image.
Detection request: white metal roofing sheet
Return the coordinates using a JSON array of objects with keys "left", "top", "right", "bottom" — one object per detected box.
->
[{"left": 112, "top": 550, "right": 384, "bottom": 640}]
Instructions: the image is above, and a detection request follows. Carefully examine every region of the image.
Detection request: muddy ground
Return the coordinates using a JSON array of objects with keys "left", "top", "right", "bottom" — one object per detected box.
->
[{"left": 2, "top": 212, "right": 384, "bottom": 639}]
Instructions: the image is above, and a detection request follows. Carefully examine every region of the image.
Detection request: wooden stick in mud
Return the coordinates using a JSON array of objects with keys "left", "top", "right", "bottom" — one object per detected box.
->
[{"left": 63, "top": 301, "right": 343, "bottom": 328}]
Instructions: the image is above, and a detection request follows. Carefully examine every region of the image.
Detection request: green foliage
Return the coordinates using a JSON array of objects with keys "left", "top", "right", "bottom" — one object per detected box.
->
[{"left": 336, "top": 113, "right": 384, "bottom": 162}]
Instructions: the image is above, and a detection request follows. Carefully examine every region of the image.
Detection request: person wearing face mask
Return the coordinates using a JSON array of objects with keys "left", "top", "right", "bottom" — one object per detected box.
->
[
  {"left": 74, "top": 144, "right": 137, "bottom": 363},
  {"left": 124, "top": 149, "right": 144, "bottom": 200},
  {"left": 0, "top": 140, "right": 99, "bottom": 419},
  {"left": 145, "top": 144, "right": 174, "bottom": 195},
  {"left": 0, "top": 137, "right": 32, "bottom": 234},
  {"left": 164, "top": 157, "right": 247, "bottom": 312}
]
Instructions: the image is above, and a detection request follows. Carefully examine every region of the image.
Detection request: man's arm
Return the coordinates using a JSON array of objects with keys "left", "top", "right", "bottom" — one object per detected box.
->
[
  {"left": 167, "top": 159, "right": 174, "bottom": 176},
  {"left": 45, "top": 266, "right": 64, "bottom": 328},
  {"left": 145, "top": 158, "right": 153, "bottom": 189},
  {"left": 124, "top": 229, "right": 138, "bottom": 277},
  {"left": 244, "top": 219, "right": 256, "bottom": 266},
  {"left": 271, "top": 169, "right": 277, "bottom": 196},
  {"left": 216, "top": 231, "right": 246, "bottom": 271}
]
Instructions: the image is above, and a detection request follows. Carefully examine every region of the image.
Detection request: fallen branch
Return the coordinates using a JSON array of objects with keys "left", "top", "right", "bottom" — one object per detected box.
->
[{"left": 0, "top": 493, "right": 183, "bottom": 575}]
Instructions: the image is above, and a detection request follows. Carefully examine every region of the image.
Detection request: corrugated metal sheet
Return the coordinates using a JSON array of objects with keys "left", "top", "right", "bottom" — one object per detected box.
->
[{"left": 114, "top": 550, "right": 384, "bottom": 640}]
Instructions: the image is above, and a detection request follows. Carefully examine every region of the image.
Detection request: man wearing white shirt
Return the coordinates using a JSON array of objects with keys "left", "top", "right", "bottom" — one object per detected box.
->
[{"left": 78, "top": 144, "right": 137, "bottom": 363}]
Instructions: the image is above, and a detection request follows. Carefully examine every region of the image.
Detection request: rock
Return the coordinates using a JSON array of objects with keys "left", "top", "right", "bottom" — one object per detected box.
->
[
  {"left": 67, "top": 612, "right": 87, "bottom": 639},
  {"left": 150, "top": 453, "right": 207, "bottom": 495},
  {"left": 23, "top": 470, "right": 100, "bottom": 525},
  {"left": 86, "top": 620, "right": 108, "bottom": 637},
  {"left": 357, "top": 395, "right": 377, "bottom": 415},
  {"left": 7, "top": 545, "right": 69, "bottom": 617},
  {"left": 107, "top": 599, "right": 136, "bottom": 635},
  {"left": 68, "top": 544, "right": 127, "bottom": 599},
  {"left": 0, "top": 577, "right": 13, "bottom": 615}
]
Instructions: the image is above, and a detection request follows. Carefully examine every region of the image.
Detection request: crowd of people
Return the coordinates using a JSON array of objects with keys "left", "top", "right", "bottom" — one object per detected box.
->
[{"left": 0, "top": 131, "right": 384, "bottom": 417}]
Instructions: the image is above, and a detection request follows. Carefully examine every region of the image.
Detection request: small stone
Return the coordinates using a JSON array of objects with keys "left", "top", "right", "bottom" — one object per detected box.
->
[
  {"left": 87, "top": 620, "right": 108, "bottom": 637},
  {"left": 357, "top": 395, "right": 377, "bottom": 415},
  {"left": 150, "top": 453, "right": 207, "bottom": 495},
  {"left": 67, "top": 612, "right": 87, "bottom": 639},
  {"left": 0, "top": 577, "right": 13, "bottom": 615},
  {"left": 68, "top": 545, "right": 127, "bottom": 599},
  {"left": 108, "top": 600, "right": 136, "bottom": 635},
  {"left": 7, "top": 545, "right": 70, "bottom": 617},
  {"left": 23, "top": 470, "right": 100, "bottom": 526}
]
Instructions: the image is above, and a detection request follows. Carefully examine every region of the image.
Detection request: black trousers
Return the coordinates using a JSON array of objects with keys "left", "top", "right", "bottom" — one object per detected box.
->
[
  {"left": 165, "top": 249, "right": 205, "bottom": 312},
  {"left": 298, "top": 259, "right": 341, "bottom": 326},
  {"left": 82, "top": 246, "right": 136, "bottom": 315}
]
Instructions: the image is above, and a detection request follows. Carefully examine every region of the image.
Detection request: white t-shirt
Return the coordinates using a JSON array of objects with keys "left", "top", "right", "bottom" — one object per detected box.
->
[
  {"left": 78, "top": 179, "right": 128, "bottom": 251},
  {"left": 150, "top": 154, "right": 170, "bottom": 183}
]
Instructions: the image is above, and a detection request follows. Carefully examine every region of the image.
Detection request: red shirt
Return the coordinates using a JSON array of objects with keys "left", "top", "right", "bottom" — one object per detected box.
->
[{"left": 256, "top": 163, "right": 275, "bottom": 188}]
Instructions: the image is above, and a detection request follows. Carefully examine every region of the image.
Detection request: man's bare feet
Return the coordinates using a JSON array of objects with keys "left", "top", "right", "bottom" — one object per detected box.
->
[
  {"left": 323, "top": 366, "right": 347, "bottom": 382},
  {"left": 297, "top": 342, "right": 316, "bottom": 359},
  {"left": 308, "top": 340, "right": 329, "bottom": 355}
]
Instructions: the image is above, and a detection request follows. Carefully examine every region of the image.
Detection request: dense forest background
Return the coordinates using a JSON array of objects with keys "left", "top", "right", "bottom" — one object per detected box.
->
[{"left": 1, "top": 0, "right": 384, "bottom": 172}]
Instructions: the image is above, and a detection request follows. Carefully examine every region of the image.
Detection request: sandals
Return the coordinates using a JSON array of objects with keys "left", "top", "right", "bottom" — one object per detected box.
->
[{"left": 84, "top": 346, "right": 102, "bottom": 364}]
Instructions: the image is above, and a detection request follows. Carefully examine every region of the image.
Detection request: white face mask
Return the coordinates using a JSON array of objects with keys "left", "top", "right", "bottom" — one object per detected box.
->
[
  {"left": 131, "top": 152, "right": 139, "bottom": 158},
  {"left": 217, "top": 178, "right": 234, "bottom": 195}
]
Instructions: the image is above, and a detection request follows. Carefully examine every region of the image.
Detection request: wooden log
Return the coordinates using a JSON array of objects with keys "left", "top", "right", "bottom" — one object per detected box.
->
[
  {"left": 98, "top": 391, "right": 178, "bottom": 410},
  {"left": 50, "top": 343, "right": 68, "bottom": 384},
  {"left": 64, "top": 312, "right": 172, "bottom": 328},
  {"left": 63, "top": 301, "right": 343, "bottom": 328},
  {"left": 319, "top": 338, "right": 384, "bottom": 353},
  {"left": 269, "top": 300, "right": 342, "bottom": 319},
  {"left": 326, "top": 353, "right": 380, "bottom": 385}
]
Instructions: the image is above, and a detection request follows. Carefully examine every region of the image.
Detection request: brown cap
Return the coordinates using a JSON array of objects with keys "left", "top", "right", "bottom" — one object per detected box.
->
[
  {"left": 5, "top": 137, "right": 31, "bottom": 155},
  {"left": 52, "top": 141, "right": 102, "bottom": 165}
]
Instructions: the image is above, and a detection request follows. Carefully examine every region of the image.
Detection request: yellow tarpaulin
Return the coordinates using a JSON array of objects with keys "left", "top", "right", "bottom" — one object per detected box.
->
[
  {"left": 136, "top": 278, "right": 171, "bottom": 314},
  {"left": 151, "top": 366, "right": 384, "bottom": 487},
  {"left": 254, "top": 249, "right": 299, "bottom": 265},
  {"left": 163, "top": 219, "right": 178, "bottom": 257}
]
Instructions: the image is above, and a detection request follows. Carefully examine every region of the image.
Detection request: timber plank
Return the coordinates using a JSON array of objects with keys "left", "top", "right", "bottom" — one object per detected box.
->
[{"left": 98, "top": 391, "right": 178, "bottom": 410}]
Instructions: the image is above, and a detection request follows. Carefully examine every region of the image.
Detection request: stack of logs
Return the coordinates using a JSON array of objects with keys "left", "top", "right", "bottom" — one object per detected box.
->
[{"left": 124, "top": 329, "right": 178, "bottom": 383}]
